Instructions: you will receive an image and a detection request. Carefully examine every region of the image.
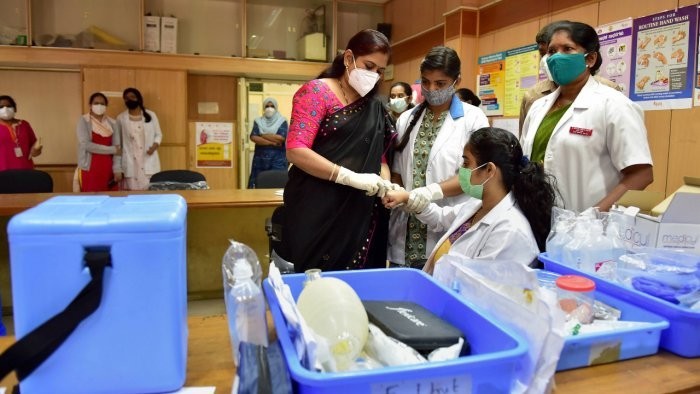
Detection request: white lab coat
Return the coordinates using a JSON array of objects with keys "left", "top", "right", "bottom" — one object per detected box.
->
[
  {"left": 521, "top": 76, "right": 652, "bottom": 212},
  {"left": 115, "top": 109, "right": 163, "bottom": 177},
  {"left": 419, "top": 192, "right": 540, "bottom": 273},
  {"left": 388, "top": 96, "right": 490, "bottom": 265}
]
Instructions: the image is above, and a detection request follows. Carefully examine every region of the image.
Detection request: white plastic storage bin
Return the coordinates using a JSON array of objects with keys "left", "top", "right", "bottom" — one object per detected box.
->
[{"left": 8, "top": 195, "right": 188, "bottom": 394}]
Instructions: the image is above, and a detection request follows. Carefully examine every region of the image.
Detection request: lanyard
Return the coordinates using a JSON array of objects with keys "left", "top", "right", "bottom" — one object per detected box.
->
[{"left": 3, "top": 122, "right": 18, "bottom": 145}]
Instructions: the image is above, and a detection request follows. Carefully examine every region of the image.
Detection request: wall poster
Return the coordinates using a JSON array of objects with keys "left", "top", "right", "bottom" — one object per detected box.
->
[
  {"left": 631, "top": 6, "right": 697, "bottom": 110},
  {"left": 196, "top": 122, "right": 234, "bottom": 168},
  {"left": 596, "top": 18, "right": 633, "bottom": 96}
]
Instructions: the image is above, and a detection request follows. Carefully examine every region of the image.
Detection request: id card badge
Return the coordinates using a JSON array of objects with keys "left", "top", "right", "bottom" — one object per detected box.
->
[{"left": 14, "top": 146, "right": 23, "bottom": 157}]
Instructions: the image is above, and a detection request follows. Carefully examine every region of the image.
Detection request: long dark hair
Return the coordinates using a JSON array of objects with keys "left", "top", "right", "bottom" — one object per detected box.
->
[
  {"left": 395, "top": 46, "right": 461, "bottom": 152},
  {"left": 550, "top": 21, "right": 602, "bottom": 75},
  {"left": 317, "top": 29, "right": 390, "bottom": 97},
  {"left": 468, "top": 127, "right": 558, "bottom": 252},
  {"left": 122, "top": 87, "right": 152, "bottom": 123}
]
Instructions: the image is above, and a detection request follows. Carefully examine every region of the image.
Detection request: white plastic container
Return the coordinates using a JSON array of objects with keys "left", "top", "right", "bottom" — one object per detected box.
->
[{"left": 296, "top": 274, "right": 368, "bottom": 371}]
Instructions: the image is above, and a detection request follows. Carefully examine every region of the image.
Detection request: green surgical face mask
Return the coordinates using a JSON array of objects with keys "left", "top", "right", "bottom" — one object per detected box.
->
[
  {"left": 546, "top": 52, "right": 589, "bottom": 86},
  {"left": 458, "top": 162, "right": 492, "bottom": 200}
]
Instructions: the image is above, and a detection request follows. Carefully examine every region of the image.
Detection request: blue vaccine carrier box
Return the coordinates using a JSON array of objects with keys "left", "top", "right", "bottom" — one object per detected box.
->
[{"left": 7, "top": 195, "right": 188, "bottom": 394}]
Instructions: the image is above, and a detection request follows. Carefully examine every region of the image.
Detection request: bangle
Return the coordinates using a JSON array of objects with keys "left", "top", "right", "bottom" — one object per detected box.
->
[{"left": 328, "top": 164, "right": 338, "bottom": 181}]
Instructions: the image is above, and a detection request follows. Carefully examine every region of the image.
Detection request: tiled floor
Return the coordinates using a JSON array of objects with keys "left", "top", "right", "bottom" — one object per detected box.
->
[{"left": 1, "top": 298, "right": 226, "bottom": 336}]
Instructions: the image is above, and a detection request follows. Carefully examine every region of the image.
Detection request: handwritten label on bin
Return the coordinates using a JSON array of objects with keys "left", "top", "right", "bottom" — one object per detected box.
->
[{"left": 371, "top": 375, "right": 471, "bottom": 394}]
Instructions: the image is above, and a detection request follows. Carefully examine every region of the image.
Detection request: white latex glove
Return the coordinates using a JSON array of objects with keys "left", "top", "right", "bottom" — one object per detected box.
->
[
  {"left": 405, "top": 183, "right": 444, "bottom": 213},
  {"left": 377, "top": 179, "right": 401, "bottom": 198},
  {"left": 335, "top": 166, "right": 383, "bottom": 196}
]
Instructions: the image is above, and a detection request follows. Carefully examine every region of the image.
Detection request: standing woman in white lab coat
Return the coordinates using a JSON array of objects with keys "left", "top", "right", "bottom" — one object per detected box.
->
[
  {"left": 521, "top": 21, "right": 653, "bottom": 212},
  {"left": 388, "top": 46, "right": 489, "bottom": 269},
  {"left": 384, "top": 127, "right": 557, "bottom": 272}
]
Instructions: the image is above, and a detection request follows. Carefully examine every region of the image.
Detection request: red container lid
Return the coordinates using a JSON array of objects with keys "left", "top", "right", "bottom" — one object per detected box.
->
[{"left": 555, "top": 275, "right": 595, "bottom": 292}]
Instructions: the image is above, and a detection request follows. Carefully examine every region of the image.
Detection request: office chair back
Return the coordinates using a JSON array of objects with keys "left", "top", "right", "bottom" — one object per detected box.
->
[
  {"left": 255, "top": 169, "right": 288, "bottom": 189},
  {"left": 150, "top": 170, "right": 206, "bottom": 183},
  {"left": 0, "top": 169, "right": 53, "bottom": 193}
]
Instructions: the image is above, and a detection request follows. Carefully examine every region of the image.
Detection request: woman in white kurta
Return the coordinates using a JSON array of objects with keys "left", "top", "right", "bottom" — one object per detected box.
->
[
  {"left": 115, "top": 87, "right": 162, "bottom": 191},
  {"left": 384, "top": 127, "right": 557, "bottom": 273},
  {"left": 389, "top": 46, "right": 489, "bottom": 268},
  {"left": 521, "top": 21, "right": 653, "bottom": 212}
]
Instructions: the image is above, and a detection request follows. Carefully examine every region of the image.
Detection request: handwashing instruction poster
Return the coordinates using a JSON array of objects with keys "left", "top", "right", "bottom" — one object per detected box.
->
[
  {"left": 196, "top": 122, "right": 233, "bottom": 168},
  {"left": 596, "top": 18, "right": 633, "bottom": 96},
  {"left": 477, "top": 51, "right": 506, "bottom": 116},
  {"left": 630, "top": 5, "right": 697, "bottom": 110}
]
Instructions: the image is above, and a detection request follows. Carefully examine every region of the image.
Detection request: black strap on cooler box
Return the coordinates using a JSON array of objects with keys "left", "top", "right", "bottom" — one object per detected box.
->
[{"left": 0, "top": 247, "right": 112, "bottom": 384}]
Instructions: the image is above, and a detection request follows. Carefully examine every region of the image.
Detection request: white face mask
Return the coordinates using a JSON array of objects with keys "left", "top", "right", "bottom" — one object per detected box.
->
[
  {"left": 0, "top": 106, "right": 15, "bottom": 121},
  {"left": 264, "top": 107, "right": 276, "bottom": 118},
  {"left": 91, "top": 104, "right": 107, "bottom": 116},
  {"left": 389, "top": 98, "right": 408, "bottom": 114},
  {"left": 540, "top": 54, "right": 553, "bottom": 81},
  {"left": 347, "top": 55, "right": 380, "bottom": 97}
]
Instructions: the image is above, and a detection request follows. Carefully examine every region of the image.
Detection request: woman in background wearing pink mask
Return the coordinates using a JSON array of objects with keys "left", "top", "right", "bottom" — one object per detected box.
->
[
  {"left": 75, "top": 92, "right": 121, "bottom": 192},
  {"left": 281, "top": 29, "right": 396, "bottom": 273},
  {"left": 0, "top": 95, "right": 42, "bottom": 171}
]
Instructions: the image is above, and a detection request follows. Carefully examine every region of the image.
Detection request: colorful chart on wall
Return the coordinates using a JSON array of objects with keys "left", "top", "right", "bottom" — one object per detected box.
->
[
  {"left": 630, "top": 5, "right": 697, "bottom": 110},
  {"left": 504, "top": 44, "right": 539, "bottom": 117},
  {"left": 477, "top": 51, "right": 506, "bottom": 116},
  {"left": 596, "top": 18, "right": 633, "bottom": 96},
  {"left": 195, "top": 122, "right": 234, "bottom": 168}
]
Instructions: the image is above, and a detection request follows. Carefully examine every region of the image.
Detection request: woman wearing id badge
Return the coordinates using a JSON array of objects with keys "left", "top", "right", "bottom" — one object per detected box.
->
[
  {"left": 520, "top": 21, "right": 653, "bottom": 212},
  {"left": 0, "top": 95, "right": 42, "bottom": 171}
]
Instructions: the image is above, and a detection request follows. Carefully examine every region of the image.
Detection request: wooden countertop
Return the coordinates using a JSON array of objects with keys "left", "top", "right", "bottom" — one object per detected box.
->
[
  {"left": 1, "top": 314, "right": 698, "bottom": 393},
  {"left": 0, "top": 189, "right": 283, "bottom": 216}
]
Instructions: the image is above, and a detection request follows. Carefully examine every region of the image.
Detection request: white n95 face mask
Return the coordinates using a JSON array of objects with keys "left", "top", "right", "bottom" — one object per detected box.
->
[
  {"left": 540, "top": 54, "right": 553, "bottom": 81},
  {"left": 264, "top": 107, "right": 276, "bottom": 118},
  {"left": 348, "top": 56, "right": 380, "bottom": 97},
  {"left": 91, "top": 104, "right": 107, "bottom": 116},
  {"left": 0, "top": 106, "right": 15, "bottom": 120}
]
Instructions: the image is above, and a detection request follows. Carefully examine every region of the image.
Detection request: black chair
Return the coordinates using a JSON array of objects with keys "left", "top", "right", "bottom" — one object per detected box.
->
[
  {"left": 148, "top": 170, "right": 208, "bottom": 190},
  {"left": 265, "top": 204, "right": 294, "bottom": 274},
  {"left": 0, "top": 169, "right": 53, "bottom": 194},
  {"left": 255, "top": 170, "right": 288, "bottom": 189},
  {"left": 150, "top": 170, "right": 206, "bottom": 183}
]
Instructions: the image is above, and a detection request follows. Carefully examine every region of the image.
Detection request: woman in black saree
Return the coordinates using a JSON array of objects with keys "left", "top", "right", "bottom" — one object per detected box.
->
[{"left": 282, "top": 29, "right": 397, "bottom": 273}]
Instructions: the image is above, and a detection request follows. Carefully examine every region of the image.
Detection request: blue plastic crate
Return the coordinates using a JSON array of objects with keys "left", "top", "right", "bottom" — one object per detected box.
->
[
  {"left": 540, "top": 252, "right": 700, "bottom": 358},
  {"left": 8, "top": 195, "right": 188, "bottom": 394},
  {"left": 263, "top": 268, "right": 528, "bottom": 394}
]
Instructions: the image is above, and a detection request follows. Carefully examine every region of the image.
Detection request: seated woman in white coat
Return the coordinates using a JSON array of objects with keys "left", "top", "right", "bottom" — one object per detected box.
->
[{"left": 383, "top": 127, "right": 557, "bottom": 273}]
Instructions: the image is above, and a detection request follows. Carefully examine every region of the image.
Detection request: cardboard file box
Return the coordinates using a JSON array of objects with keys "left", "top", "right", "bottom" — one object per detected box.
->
[
  {"left": 8, "top": 195, "right": 188, "bottom": 394},
  {"left": 144, "top": 15, "right": 160, "bottom": 52},
  {"left": 297, "top": 32, "right": 326, "bottom": 61},
  {"left": 264, "top": 269, "right": 527, "bottom": 393},
  {"left": 161, "top": 16, "right": 178, "bottom": 54}
]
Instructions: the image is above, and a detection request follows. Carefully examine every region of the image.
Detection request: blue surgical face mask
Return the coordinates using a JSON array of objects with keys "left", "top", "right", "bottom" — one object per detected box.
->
[
  {"left": 458, "top": 162, "right": 493, "bottom": 200},
  {"left": 546, "top": 52, "right": 589, "bottom": 86}
]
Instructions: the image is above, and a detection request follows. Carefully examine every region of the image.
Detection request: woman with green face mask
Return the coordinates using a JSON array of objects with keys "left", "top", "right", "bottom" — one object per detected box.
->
[
  {"left": 520, "top": 21, "right": 653, "bottom": 213},
  {"left": 383, "top": 127, "right": 557, "bottom": 273}
]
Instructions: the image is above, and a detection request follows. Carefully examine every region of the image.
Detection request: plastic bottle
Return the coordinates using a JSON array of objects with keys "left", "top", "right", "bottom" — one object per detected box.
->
[
  {"left": 223, "top": 255, "right": 268, "bottom": 367},
  {"left": 546, "top": 218, "right": 575, "bottom": 262},
  {"left": 562, "top": 218, "right": 590, "bottom": 269},
  {"left": 578, "top": 219, "right": 614, "bottom": 275},
  {"left": 223, "top": 239, "right": 262, "bottom": 287},
  {"left": 296, "top": 270, "right": 369, "bottom": 371}
]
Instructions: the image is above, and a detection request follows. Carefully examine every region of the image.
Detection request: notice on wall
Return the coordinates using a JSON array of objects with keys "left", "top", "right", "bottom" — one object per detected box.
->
[
  {"left": 195, "top": 122, "right": 233, "bottom": 168},
  {"left": 630, "top": 5, "right": 697, "bottom": 110},
  {"left": 504, "top": 44, "right": 539, "bottom": 117},
  {"left": 695, "top": 7, "right": 700, "bottom": 106},
  {"left": 597, "top": 18, "right": 633, "bottom": 96},
  {"left": 477, "top": 51, "right": 506, "bottom": 116}
]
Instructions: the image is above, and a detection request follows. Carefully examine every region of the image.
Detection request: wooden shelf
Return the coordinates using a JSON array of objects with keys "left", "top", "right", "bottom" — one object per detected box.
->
[{"left": 0, "top": 46, "right": 328, "bottom": 80}]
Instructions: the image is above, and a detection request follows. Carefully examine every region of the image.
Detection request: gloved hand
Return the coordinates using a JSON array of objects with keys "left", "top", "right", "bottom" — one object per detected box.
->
[
  {"left": 335, "top": 166, "right": 384, "bottom": 196},
  {"left": 377, "top": 179, "right": 402, "bottom": 198},
  {"left": 405, "top": 183, "right": 444, "bottom": 213}
]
